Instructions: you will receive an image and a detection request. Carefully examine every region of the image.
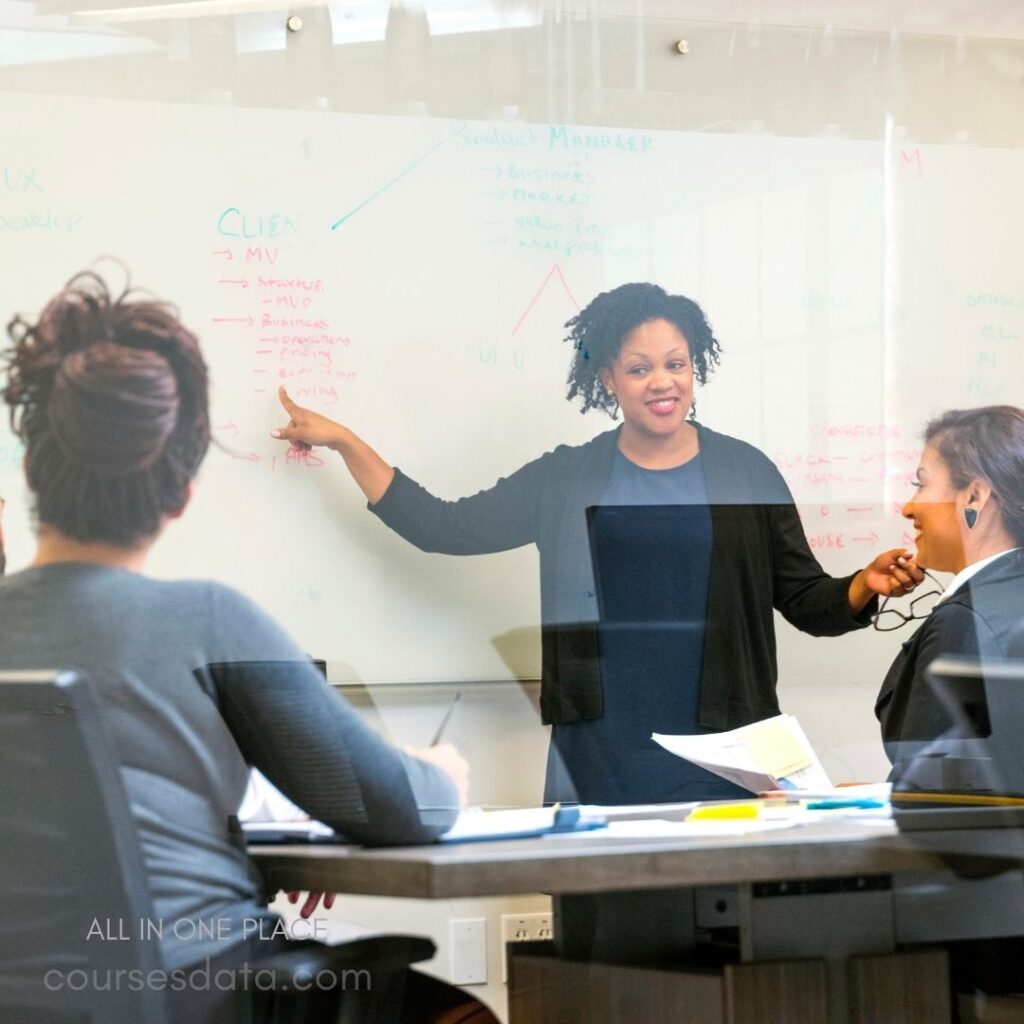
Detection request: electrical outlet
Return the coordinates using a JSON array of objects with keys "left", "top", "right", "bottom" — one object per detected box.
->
[{"left": 500, "top": 912, "right": 553, "bottom": 982}]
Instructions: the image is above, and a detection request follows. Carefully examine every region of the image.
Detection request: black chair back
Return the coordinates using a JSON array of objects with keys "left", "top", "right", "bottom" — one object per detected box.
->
[
  {"left": 0, "top": 670, "right": 168, "bottom": 1024},
  {"left": 893, "top": 656, "right": 1024, "bottom": 830}
]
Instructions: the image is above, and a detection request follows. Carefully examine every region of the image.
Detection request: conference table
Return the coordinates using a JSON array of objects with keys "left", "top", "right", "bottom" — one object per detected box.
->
[
  {"left": 250, "top": 817, "right": 1024, "bottom": 899},
  {"left": 250, "top": 818, "right": 1024, "bottom": 1023}
]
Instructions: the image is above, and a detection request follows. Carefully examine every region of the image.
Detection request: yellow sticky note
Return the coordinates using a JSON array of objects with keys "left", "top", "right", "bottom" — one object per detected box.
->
[
  {"left": 744, "top": 718, "right": 812, "bottom": 778},
  {"left": 688, "top": 803, "right": 760, "bottom": 821}
]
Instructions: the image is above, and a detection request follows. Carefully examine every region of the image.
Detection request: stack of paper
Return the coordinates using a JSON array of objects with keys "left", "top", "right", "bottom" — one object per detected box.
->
[{"left": 652, "top": 714, "right": 833, "bottom": 793}]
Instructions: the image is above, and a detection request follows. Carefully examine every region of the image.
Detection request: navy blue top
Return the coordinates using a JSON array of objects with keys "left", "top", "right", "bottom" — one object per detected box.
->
[{"left": 546, "top": 450, "right": 749, "bottom": 804}]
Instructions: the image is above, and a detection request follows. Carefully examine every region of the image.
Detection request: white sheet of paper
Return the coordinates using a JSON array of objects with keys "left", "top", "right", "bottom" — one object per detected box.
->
[
  {"left": 440, "top": 806, "right": 559, "bottom": 841},
  {"left": 568, "top": 819, "right": 798, "bottom": 839},
  {"left": 239, "top": 768, "right": 309, "bottom": 821},
  {"left": 240, "top": 818, "right": 336, "bottom": 838},
  {"left": 653, "top": 714, "right": 834, "bottom": 793}
]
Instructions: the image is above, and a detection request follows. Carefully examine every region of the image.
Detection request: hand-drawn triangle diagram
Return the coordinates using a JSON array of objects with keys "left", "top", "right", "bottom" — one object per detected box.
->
[{"left": 511, "top": 263, "right": 580, "bottom": 337}]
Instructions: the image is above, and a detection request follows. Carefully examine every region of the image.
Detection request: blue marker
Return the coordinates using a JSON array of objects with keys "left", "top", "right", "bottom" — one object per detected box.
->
[{"left": 805, "top": 798, "right": 886, "bottom": 811}]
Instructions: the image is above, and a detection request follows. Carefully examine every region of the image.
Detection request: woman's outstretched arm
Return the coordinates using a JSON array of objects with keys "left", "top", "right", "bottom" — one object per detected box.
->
[
  {"left": 272, "top": 386, "right": 395, "bottom": 504},
  {"left": 271, "top": 386, "right": 546, "bottom": 555}
]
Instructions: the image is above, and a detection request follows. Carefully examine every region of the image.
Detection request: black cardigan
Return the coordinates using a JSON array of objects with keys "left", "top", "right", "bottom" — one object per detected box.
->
[{"left": 371, "top": 424, "right": 874, "bottom": 730}]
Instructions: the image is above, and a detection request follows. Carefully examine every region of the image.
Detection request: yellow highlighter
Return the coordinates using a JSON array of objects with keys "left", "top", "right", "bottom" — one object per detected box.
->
[{"left": 687, "top": 801, "right": 761, "bottom": 821}]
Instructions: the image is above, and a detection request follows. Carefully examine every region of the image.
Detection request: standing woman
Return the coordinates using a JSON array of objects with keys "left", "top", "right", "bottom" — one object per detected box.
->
[
  {"left": 275, "top": 282, "right": 919, "bottom": 804},
  {"left": 876, "top": 406, "right": 1024, "bottom": 768}
]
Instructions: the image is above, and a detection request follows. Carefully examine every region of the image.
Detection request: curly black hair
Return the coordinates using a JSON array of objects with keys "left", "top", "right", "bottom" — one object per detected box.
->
[{"left": 564, "top": 282, "right": 722, "bottom": 418}]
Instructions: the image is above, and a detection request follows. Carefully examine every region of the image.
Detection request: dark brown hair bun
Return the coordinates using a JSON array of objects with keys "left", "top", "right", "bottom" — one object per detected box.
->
[
  {"left": 3, "top": 270, "right": 210, "bottom": 545},
  {"left": 49, "top": 343, "right": 180, "bottom": 478}
]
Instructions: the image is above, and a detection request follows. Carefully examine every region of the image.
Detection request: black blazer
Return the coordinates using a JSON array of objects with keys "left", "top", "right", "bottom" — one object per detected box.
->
[
  {"left": 372, "top": 423, "right": 874, "bottom": 729},
  {"left": 876, "top": 549, "right": 1024, "bottom": 760}
]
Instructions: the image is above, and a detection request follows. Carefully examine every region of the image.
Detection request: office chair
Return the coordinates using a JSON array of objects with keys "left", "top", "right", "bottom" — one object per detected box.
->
[{"left": 0, "top": 670, "right": 434, "bottom": 1024}]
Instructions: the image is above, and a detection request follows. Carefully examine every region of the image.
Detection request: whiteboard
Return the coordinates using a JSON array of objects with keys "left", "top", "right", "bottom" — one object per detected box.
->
[{"left": 1, "top": 90, "right": 1022, "bottom": 685}]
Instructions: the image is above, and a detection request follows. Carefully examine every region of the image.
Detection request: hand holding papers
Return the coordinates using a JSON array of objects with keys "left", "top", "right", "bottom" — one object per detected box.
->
[{"left": 652, "top": 714, "right": 834, "bottom": 794}]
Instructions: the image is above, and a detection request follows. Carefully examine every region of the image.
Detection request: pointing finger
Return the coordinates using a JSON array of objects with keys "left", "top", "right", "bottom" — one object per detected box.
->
[{"left": 278, "top": 385, "right": 300, "bottom": 414}]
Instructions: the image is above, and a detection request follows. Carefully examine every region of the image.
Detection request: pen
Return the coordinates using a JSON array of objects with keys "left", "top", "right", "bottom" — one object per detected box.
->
[
  {"left": 805, "top": 798, "right": 886, "bottom": 811},
  {"left": 429, "top": 691, "right": 462, "bottom": 746},
  {"left": 687, "top": 802, "right": 760, "bottom": 821}
]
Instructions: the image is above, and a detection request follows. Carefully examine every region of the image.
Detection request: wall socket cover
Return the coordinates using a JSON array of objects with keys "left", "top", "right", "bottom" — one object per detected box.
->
[{"left": 450, "top": 918, "right": 488, "bottom": 986}]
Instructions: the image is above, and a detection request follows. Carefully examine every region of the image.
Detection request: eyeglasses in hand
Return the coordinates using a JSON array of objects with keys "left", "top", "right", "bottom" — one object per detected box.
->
[{"left": 871, "top": 570, "right": 944, "bottom": 632}]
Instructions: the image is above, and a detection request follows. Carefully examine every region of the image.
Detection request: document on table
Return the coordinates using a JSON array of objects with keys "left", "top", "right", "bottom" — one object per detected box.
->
[
  {"left": 438, "top": 805, "right": 607, "bottom": 843},
  {"left": 241, "top": 798, "right": 609, "bottom": 845},
  {"left": 239, "top": 768, "right": 309, "bottom": 822},
  {"left": 239, "top": 769, "right": 337, "bottom": 843},
  {"left": 242, "top": 818, "right": 338, "bottom": 843},
  {"left": 653, "top": 714, "right": 833, "bottom": 793},
  {"left": 595, "top": 818, "right": 800, "bottom": 839}
]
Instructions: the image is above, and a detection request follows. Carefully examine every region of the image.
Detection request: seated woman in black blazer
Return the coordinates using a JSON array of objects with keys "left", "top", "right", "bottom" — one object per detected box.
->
[{"left": 876, "top": 405, "right": 1024, "bottom": 768}]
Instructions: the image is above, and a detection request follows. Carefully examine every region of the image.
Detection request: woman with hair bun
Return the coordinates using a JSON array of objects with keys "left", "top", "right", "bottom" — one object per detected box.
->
[
  {"left": 274, "top": 281, "right": 921, "bottom": 805},
  {"left": 0, "top": 272, "right": 481, "bottom": 1024},
  {"left": 5, "top": 278, "right": 211, "bottom": 547}
]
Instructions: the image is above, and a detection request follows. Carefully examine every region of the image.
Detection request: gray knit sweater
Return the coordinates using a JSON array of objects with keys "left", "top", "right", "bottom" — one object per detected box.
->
[{"left": 0, "top": 563, "right": 458, "bottom": 969}]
